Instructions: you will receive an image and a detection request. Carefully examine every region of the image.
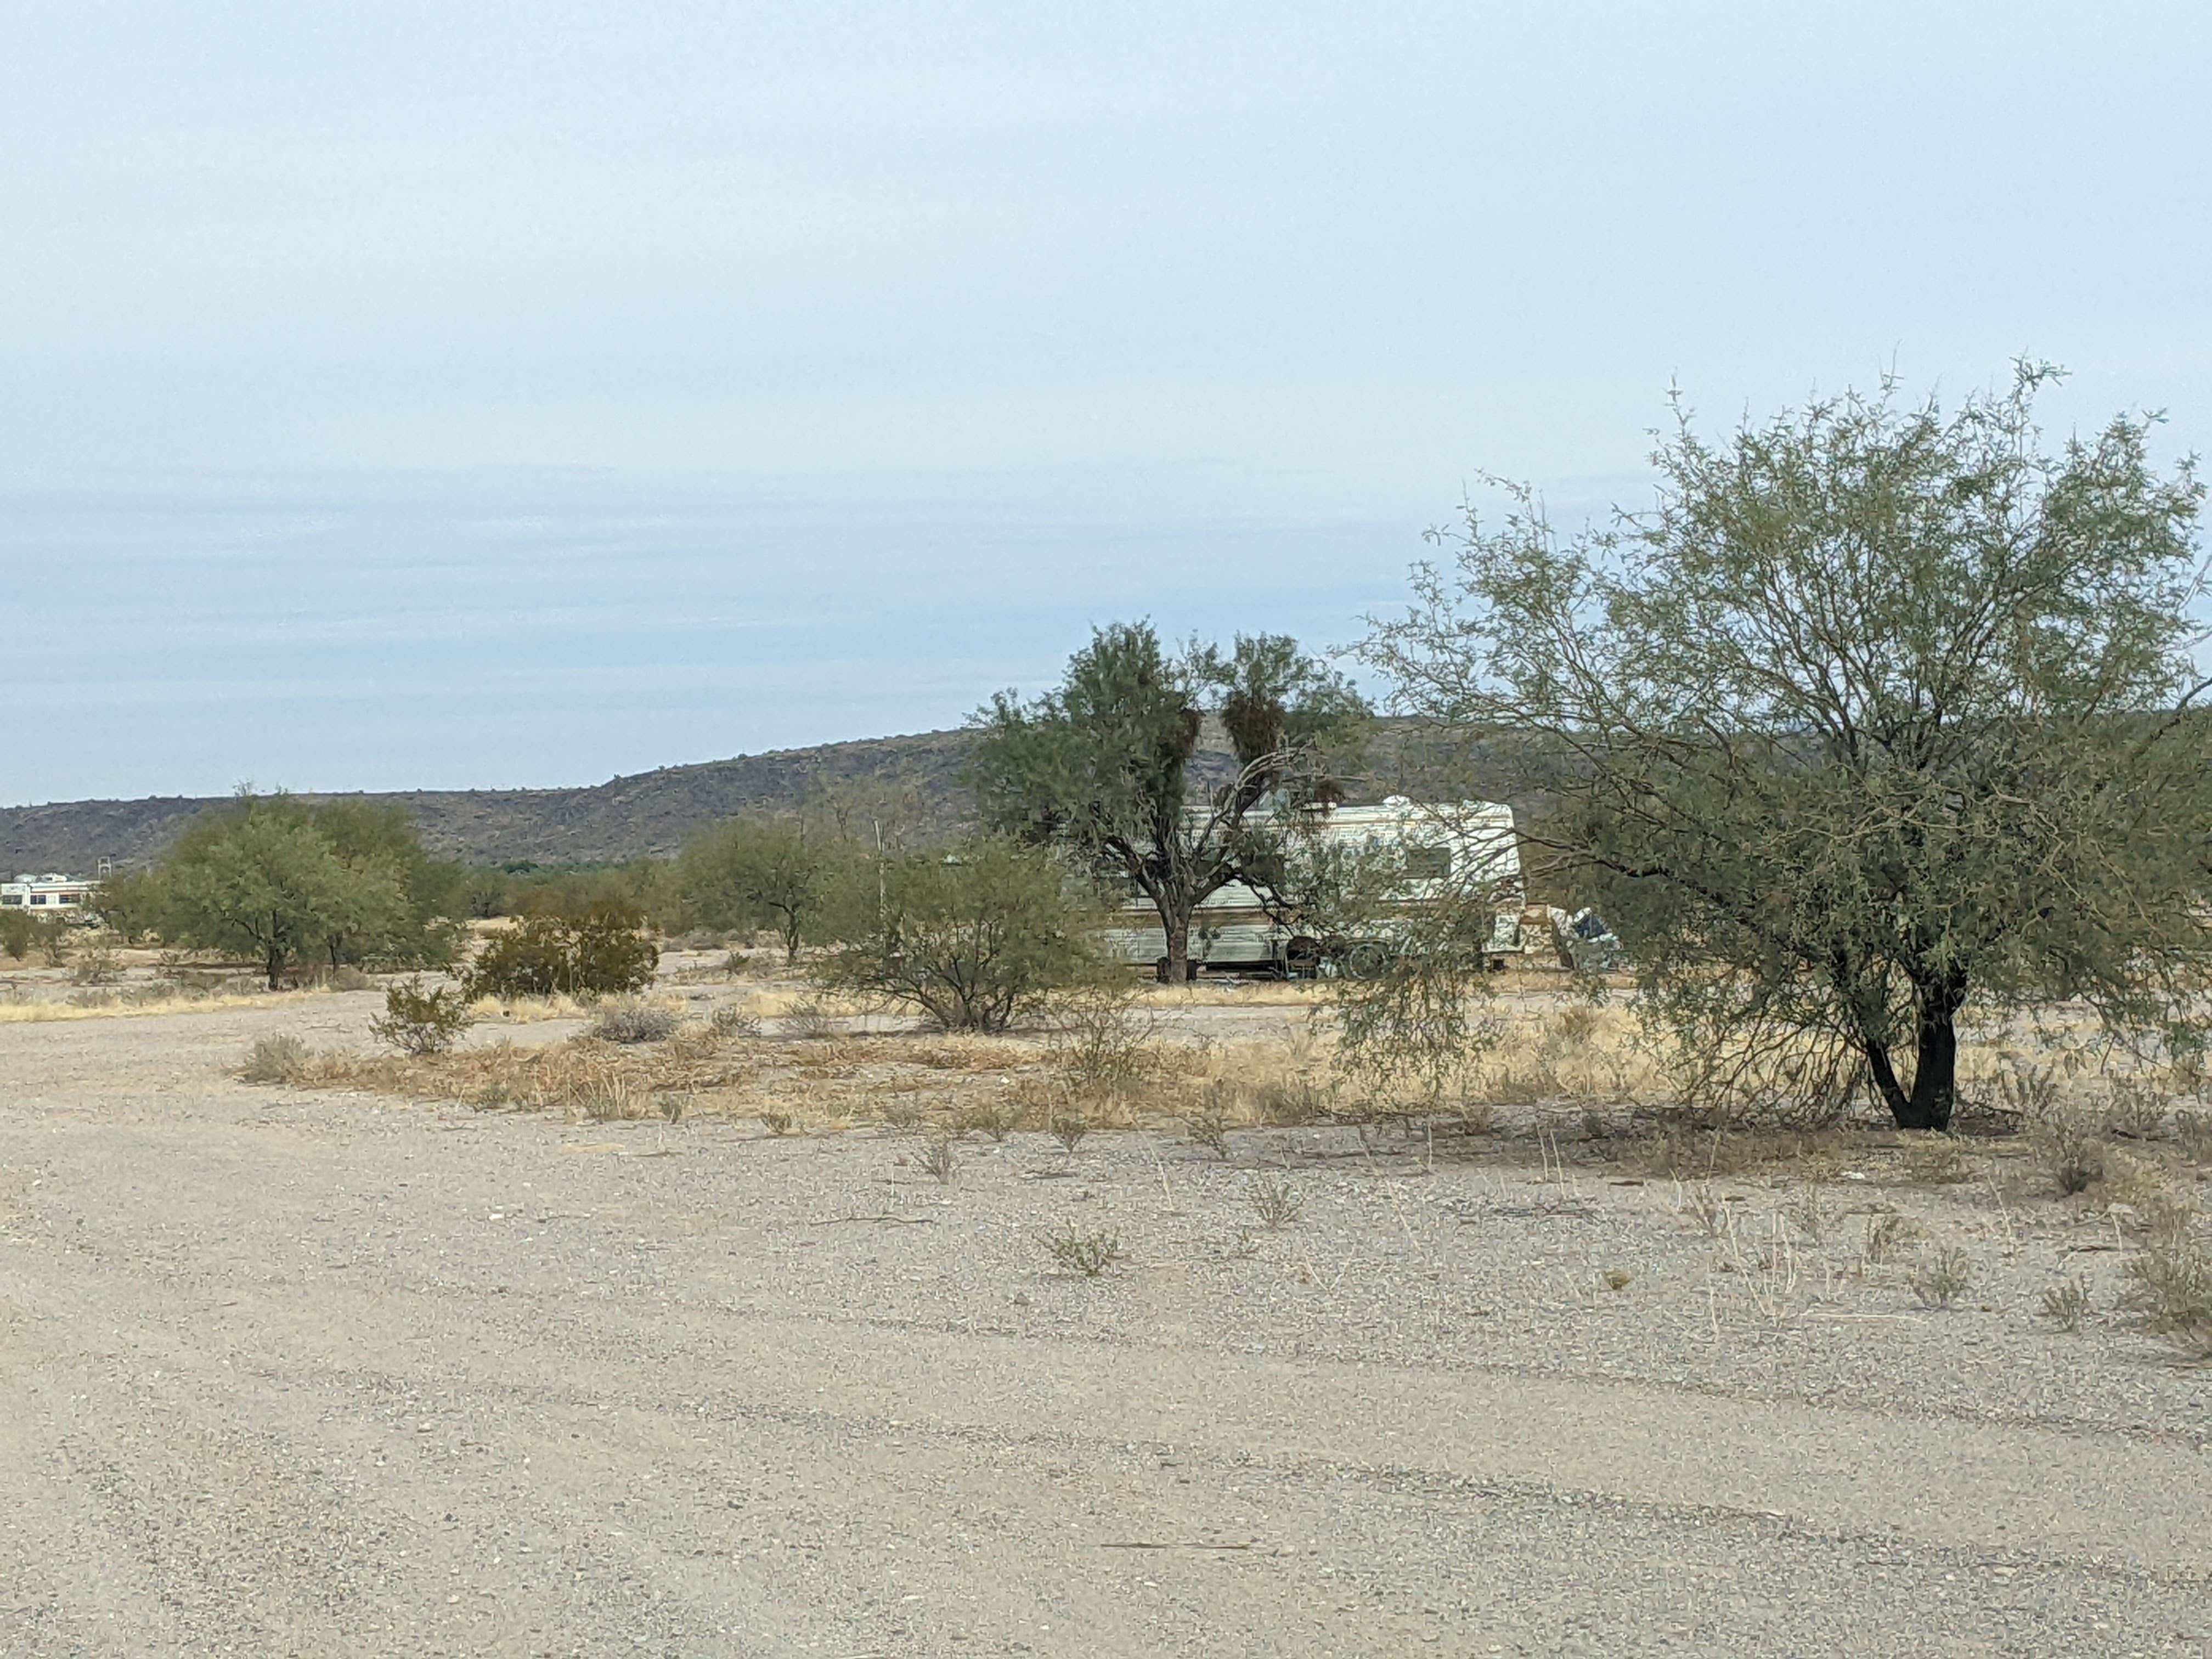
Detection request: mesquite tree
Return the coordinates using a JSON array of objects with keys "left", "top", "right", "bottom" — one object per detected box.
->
[
  {"left": 970, "top": 623, "right": 1368, "bottom": 981},
  {"left": 1361, "top": 366, "right": 2211, "bottom": 1130}
]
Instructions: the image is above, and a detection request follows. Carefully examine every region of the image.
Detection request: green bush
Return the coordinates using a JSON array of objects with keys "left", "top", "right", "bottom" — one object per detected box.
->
[
  {"left": 814, "top": 835, "right": 1099, "bottom": 1032},
  {"left": 463, "top": 905, "right": 658, "bottom": 1000},
  {"left": 369, "top": 977, "right": 473, "bottom": 1055}
]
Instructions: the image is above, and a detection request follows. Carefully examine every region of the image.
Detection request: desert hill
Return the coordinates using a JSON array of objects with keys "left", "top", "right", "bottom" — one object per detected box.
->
[
  {"left": 0, "top": 720, "right": 1487, "bottom": 876},
  {"left": 0, "top": 730, "right": 980, "bottom": 874}
]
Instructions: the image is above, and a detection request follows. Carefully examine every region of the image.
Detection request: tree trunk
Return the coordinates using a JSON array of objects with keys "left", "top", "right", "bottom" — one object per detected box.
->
[
  {"left": 1900, "top": 1001, "right": 1959, "bottom": 1131},
  {"left": 1864, "top": 975, "right": 1965, "bottom": 1132},
  {"left": 1159, "top": 911, "right": 1192, "bottom": 984},
  {"left": 266, "top": 944, "right": 285, "bottom": 991}
]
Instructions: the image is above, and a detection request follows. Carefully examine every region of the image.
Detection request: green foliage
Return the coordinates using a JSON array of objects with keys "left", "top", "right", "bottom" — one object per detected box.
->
[
  {"left": 0, "top": 908, "right": 32, "bottom": 961},
  {"left": 1358, "top": 366, "right": 2211, "bottom": 1129},
  {"left": 438, "top": 858, "right": 673, "bottom": 926},
  {"left": 369, "top": 976, "right": 473, "bottom": 1055},
  {"left": 971, "top": 622, "right": 1367, "bottom": 980},
  {"left": 814, "top": 835, "right": 1099, "bottom": 1032},
  {"left": 676, "top": 816, "right": 848, "bottom": 962},
  {"left": 90, "top": 868, "right": 166, "bottom": 944},
  {"left": 462, "top": 905, "right": 659, "bottom": 1000},
  {"left": 1041, "top": 1221, "right": 1124, "bottom": 1277},
  {"left": 121, "top": 792, "right": 462, "bottom": 985},
  {"left": 153, "top": 794, "right": 413, "bottom": 988}
]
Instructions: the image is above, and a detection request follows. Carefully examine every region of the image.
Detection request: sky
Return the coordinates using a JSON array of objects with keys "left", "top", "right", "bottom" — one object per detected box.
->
[{"left": 4, "top": 1, "right": 2208, "bottom": 803}]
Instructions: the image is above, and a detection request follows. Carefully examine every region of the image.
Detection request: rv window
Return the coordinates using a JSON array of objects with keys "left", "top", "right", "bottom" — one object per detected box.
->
[
  {"left": 1402, "top": 847, "right": 1450, "bottom": 881},
  {"left": 30, "top": 894, "right": 47, "bottom": 905}
]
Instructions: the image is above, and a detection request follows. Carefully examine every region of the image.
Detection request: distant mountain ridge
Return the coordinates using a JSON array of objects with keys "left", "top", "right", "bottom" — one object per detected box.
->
[
  {"left": 0, "top": 730, "right": 983, "bottom": 874},
  {"left": 1, "top": 719, "right": 1490, "bottom": 877}
]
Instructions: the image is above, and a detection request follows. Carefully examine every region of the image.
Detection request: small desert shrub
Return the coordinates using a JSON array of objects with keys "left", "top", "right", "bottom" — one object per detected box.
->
[
  {"left": 920, "top": 1133, "right": 958, "bottom": 1184},
  {"left": 2039, "top": 1276, "right": 2092, "bottom": 1331},
  {"left": 1042, "top": 1221, "right": 1122, "bottom": 1277},
  {"left": 883, "top": 1094, "right": 926, "bottom": 1132},
  {"left": 2118, "top": 1220, "right": 2212, "bottom": 1359},
  {"left": 1995, "top": 1059, "right": 2061, "bottom": 1120},
  {"left": 1253, "top": 1076, "right": 1333, "bottom": 1125},
  {"left": 370, "top": 977, "right": 472, "bottom": 1056},
  {"left": 588, "top": 998, "right": 680, "bottom": 1045},
  {"left": 1603, "top": 1268, "right": 1634, "bottom": 1292},
  {"left": 573, "top": 1069, "right": 649, "bottom": 1121},
  {"left": 2096, "top": 1148, "right": 2183, "bottom": 1223},
  {"left": 2178, "top": 1110, "right": 2212, "bottom": 1165},
  {"left": 658, "top": 1094, "right": 687, "bottom": 1124},
  {"left": 1678, "top": 1182, "right": 1727, "bottom": 1237},
  {"left": 2103, "top": 1077, "right": 2170, "bottom": 1142},
  {"left": 1045, "top": 986, "right": 1158, "bottom": 1091},
  {"left": 327, "top": 964, "right": 376, "bottom": 992},
  {"left": 710, "top": 1003, "right": 763, "bottom": 1039},
  {"left": 1900, "top": 1134, "right": 1972, "bottom": 1184},
  {"left": 758, "top": 1110, "right": 794, "bottom": 1136},
  {"left": 2029, "top": 1115, "right": 2106, "bottom": 1195},
  {"left": 1909, "top": 1245, "right": 1974, "bottom": 1310},
  {"left": 783, "top": 998, "right": 838, "bottom": 1040},
  {"left": 1188, "top": 1095, "right": 1232, "bottom": 1159},
  {"left": 1049, "top": 1110, "right": 1090, "bottom": 1155},
  {"left": 961, "top": 1099, "right": 1023, "bottom": 1143},
  {"left": 1245, "top": 1173, "right": 1302, "bottom": 1229},
  {"left": 241, "top": 1032, "right": 313, "bottom": 1084},
  {"left": 1786, "top": 1181, "right": 1826, "bottom": 1242},
  {"left": 70, "top": 947, "right": 121, "bottom": 987},
  {"left": 1864, "top": 1212, "right": 1923, "bottom": 1265}
]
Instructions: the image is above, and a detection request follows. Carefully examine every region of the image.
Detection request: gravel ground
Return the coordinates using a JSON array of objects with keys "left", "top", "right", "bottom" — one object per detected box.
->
[{"left": 2, "top": 990, "right": 2208, "bottom": 1656}]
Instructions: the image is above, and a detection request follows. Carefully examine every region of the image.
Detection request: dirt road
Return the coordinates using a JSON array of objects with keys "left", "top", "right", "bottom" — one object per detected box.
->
[{"left": 2, "top": 998, "right": 2207, "bottom": 1655}]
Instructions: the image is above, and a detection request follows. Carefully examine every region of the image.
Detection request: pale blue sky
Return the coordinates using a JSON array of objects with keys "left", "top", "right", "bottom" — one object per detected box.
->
[{"left": 5, "top": 2, "right": 2207, "bottom": 801}]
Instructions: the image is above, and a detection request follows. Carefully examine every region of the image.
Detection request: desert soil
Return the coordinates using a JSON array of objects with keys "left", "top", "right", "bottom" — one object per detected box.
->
[{"left": 2, "top": 988, "right": 2208, "bottom": 1657}]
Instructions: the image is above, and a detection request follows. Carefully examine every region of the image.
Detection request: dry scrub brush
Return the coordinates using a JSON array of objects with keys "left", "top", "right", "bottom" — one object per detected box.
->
[
  {"left": 2119, "top": 1210, "right": 2212, "bottom": 1359},
  {"left": 587, "top": 998, "right": 682, "bottom": 1045},
  {"left": 370, "top": 977, "right": 472, "bottom": 1055},
  {"left": 1041, "top": 1221, "right": 1123, "bottom": 1277}
]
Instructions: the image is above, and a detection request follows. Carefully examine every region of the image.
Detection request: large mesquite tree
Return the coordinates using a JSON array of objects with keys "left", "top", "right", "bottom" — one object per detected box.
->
[
  {"left": 970, "top": 623, "right": 1368, "bottom": 981},
  {"left": 1360, "top": 367, "right": 2211, "bottom": 1130}
]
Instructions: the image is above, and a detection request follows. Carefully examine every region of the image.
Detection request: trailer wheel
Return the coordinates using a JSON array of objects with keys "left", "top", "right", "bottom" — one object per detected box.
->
[{"left": 1344, "top": 941, "right": 1392, "bottom": 979}]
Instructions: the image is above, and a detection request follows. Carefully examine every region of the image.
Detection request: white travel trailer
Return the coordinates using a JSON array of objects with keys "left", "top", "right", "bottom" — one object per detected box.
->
[
  {"left": 0, "top": 873, "right": 98, "bottom": 915},
  {"left": 1098, "top": 798, "right": 1525, "bottom": 978}
]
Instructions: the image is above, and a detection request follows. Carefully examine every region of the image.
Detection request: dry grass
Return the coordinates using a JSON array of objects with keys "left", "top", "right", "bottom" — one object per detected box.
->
[
  {"left": 1908, "top": 1244, "right": 1975, "bottom": 1310},
  {"left": 0, "top": 987, "right": 330, "bottom": 1024},
  {"left": 586, "top": 997, "right": 684, "bottom": 1044},
  {"left": 2118, "top": 1210, "right": 2212, "bottom": 1360},
  {"left": 467, "top": 992, "right": 594, "bottom": 1024},
  {"left": 2029, "top": 1113, "right": 2107, "bottom": 1195}
]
